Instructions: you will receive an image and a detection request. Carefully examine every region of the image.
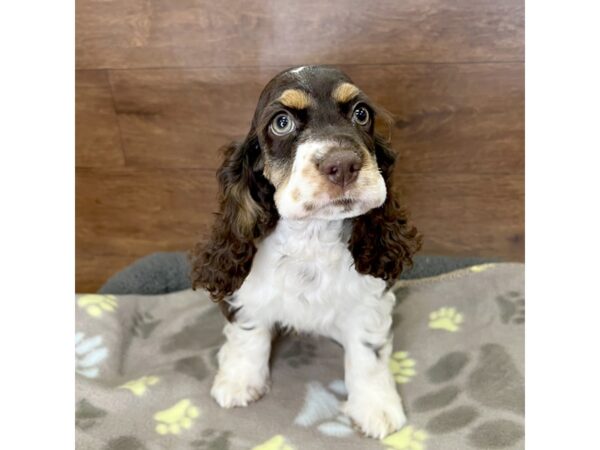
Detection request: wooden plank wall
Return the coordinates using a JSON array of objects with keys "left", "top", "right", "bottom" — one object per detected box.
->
[{"left": 76, "top": 0, "right": 524, "bottom": 292}]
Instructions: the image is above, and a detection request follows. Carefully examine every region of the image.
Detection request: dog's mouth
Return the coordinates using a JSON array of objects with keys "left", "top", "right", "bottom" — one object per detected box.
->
[
  {"left": 316, "top": 196, "right": 358, "bottom": 212},
  {"left": 301, "top": 196, "right": 362, "bottom": 218},
  {"left": 329, "top": 197, "right": 356, "bottom": 208}
]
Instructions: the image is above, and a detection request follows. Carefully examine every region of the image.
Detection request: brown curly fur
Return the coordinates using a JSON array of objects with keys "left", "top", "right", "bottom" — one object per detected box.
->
[
  {"left": 348, "top": 137, "right": 423, "bottom": 282},
  {"left": 190, "top": 134, "right": 279, "bottom": 302}
]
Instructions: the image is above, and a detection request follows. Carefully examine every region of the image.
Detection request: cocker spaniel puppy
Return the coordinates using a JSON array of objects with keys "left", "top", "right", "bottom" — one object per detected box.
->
[{"left": 191, "top": 65, "right": 421, "bottom": 439}]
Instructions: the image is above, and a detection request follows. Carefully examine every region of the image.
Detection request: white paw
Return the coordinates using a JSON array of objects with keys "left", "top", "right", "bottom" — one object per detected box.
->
[
  {"left": 342, "top": 391, "right": 407, "bottom": 439},
  {"left": 210, "top": 372, "right": 269, "bottom": 408}
]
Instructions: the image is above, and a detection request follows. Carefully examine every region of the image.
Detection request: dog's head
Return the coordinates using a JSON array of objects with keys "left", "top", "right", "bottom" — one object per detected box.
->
[
  {"left": 250, "top": 66, "right": 388, "bottom": 220},
  {"left": 192, "top": 66, "right": 422, "bottom": 302}
]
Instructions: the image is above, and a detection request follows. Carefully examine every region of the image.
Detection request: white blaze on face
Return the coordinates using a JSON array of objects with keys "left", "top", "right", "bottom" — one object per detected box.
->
[
  {"left": 289, "top": 66, "right": 307, "bottom": 75},
  {"left": 274, "top": 140, "right": 387, "bottom": 220}
]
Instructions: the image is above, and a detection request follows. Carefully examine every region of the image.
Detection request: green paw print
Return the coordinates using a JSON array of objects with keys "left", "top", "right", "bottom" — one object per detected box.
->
[
  {"left": 389, "top": 351, "right": 417, "bottom": 384},
  {"left": 119, "top": 375, "right": 160, "bottom": 396},
  {"left": 77, "top": 294, "right": 117, "bottom": 318},
  {"left": 429, "top": 307, "right": 463, "bottom": 332},
  {"left": 252, "top": 435, "right": 294, "bottom": 450},
  {"left": 154, "top": 399, "right": 200, "bottom": 435},
  {"left": 382, "top": 425, "right": 428, "bottom": 450}
]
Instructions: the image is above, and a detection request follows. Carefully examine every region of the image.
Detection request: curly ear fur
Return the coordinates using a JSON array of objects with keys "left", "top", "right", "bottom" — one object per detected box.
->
[
  {"left": 349, "top": 136, "right": 423, "bottom": 282},
  {"left": 190, "top": 136, "right": 278, "bottom": 302}
]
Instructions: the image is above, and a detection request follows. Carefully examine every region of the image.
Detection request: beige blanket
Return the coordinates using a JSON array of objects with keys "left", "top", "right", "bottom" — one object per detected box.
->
[{"left": 76, "top": 263, "right": 524, "bottom": 450}]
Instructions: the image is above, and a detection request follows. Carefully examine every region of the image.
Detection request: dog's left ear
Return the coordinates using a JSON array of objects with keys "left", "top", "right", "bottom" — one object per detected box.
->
[
  {"left": 348, "top": 136, "right": 423, "bottom": 282},
  {"left": 190, "top": 131, "right": 278, "bottom": 302}
]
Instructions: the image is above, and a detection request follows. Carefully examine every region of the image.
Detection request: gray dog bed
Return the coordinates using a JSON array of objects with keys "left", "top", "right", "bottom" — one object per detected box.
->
[
  {"left": 78, "top": 262, "right": 524, "bottom": 449},
  {"left": 98, "top": 252, "right": 496, "bottom": 295}
]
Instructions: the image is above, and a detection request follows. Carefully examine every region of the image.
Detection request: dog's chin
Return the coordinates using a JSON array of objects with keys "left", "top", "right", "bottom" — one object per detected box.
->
[{"left": 276, "top": 195, "right": 386, "bottom": 221}]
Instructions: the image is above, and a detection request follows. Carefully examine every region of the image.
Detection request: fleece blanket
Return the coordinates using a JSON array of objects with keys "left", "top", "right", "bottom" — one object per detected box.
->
[{"left": 76, "top": 263, "right": 524, "bottom": 450}]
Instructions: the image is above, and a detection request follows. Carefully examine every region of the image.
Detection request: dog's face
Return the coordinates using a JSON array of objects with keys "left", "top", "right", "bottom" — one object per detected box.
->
[{"left": 251, "top": 66, "right": 387, "bottom": 220}]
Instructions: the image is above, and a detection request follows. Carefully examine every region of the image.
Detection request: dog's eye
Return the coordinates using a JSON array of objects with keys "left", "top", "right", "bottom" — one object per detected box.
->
[
  {"left": 352, "top": 105, "right": 370, "bottom": 126},
  {"left": 270, "top": 113, "right": 295, "bottom": 136}
]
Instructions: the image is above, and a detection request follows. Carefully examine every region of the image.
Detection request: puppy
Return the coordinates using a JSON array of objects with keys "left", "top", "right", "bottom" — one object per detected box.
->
[{"left": 191, "top": 65, "right": 421, "bottom": 438}]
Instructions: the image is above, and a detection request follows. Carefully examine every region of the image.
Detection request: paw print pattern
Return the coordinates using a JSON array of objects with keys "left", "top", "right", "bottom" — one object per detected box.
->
[
  {"left": 281, "top": 340, "right": 317, "bottom": 368},
  {"left": 77, "top": 294, "right": 117, "bottom": 318},
  {"left": 153, "top": 399, "right": 200, "bottom": 435},
  {"left": 412, "top": 345, "right": 524, "bottom": 447},
  {"left": 382, "top": 425, "right": 428, "bottom": 450},
  {"left": 429, "top": 307, "right": 463, "bottom": 332},
  {"left": 75, "top": 399, "right": 107, "bottom": 430},
  {"left": 495, "top": 291, "right": 525, "bottom": 324},
  {"left": 389, "top": 351, "right": 417, "bottom": 384},
  {"left": 252, "top": 435, "right": 294, "bottom": 450},
  {"left": 119, "top": 375, "right": 160, "bottom": 396},
  {"left": 75, "top": 332, "right": 108, "bottom": 378},
  {"left": 175, "top": 356, "right": 208, "bottom": 382},
  {"left": 294, "top": 380, "right": 354, "bottom": 437},
  {"left": 190, "top": 428, "right": 232, "bottom": 449},
  {"left": 316, "top": 414, "right": 354, "bottom": 437},
  {"left": 130, "top": 310, "right": 161, "bottom": 338}
]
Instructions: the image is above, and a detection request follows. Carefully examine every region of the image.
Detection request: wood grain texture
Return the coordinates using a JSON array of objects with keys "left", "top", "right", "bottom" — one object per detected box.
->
[
  {"left": 347, "top": 64, "right": 524, "bottom": 174},
  {"left": 395, "top": 173, "right": 524, "bottom": 260},
  {"left": 76, "top": 167, "right": 217, "bottom": 256},
  {"left": 108, "top": 63, "right": 523, "bottom": 173},
  {"left": 76, "top": 0, "right": 524, "bottom": 69},
  {"left": 76, "top": 70, "right": 125, "bottom": 166},
  {"left": 108, "top": 68, "right": 274, "bottom": 168}
]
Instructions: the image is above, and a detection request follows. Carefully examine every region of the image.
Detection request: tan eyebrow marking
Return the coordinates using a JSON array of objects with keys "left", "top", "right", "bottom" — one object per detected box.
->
[
  {"left": 277, "top": 89, "right": 312, "bottom": 109},
  {"left": 332, "top": 82, "right": 360, "bottom": 103}
]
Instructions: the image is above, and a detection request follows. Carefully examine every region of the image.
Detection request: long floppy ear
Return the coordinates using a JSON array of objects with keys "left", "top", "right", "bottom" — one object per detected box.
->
[
  {"left": 190, "top": 134, "right": 278, "bottom": 302},
  {"left": 349, "top": 136, "right": 422, "bottom": 283}
]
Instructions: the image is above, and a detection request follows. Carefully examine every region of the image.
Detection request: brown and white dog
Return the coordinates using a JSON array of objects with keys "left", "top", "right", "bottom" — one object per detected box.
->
[{"left": 191, "top": 65, "right": 421, "bottom": 438}]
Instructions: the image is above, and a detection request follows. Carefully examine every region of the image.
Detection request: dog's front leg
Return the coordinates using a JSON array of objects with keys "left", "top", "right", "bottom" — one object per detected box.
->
[
  {"left": 211, "top": 322, "right": 272, "bottom": 408},
  {"left": 340, "top": 302, "right": 407, "bottom": 438}
]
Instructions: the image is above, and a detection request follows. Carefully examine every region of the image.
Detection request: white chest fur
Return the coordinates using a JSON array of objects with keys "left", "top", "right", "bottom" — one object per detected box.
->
[
  {"left": 213, "top": 219, "right": 405, "bottom": 438},
  {"left": 232, "top": 219, "right": 390, "bottom": 337}
]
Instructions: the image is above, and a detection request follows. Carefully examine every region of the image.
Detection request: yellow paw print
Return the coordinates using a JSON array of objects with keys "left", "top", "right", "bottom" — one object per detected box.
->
[
  {"left": 470, "top": 263, "right": 495, "bottom": 273},
  {"left": 153, "top": 399, "right": 199, "bottom": 435},
  {"left": 77, "top": 294, "right": 117, "bottom": 318},
  {"left": 252, "top": 435, "right": 294, "bottom": 450},
  {"left": 382, "top": 425, "right": 428, "bottom": 450},
  {"left": 119, "top": 375, "right": 160, "bottom": 396},
  {"left": 389, "top": 351, "right": 417, "bottom": 384},
  {"left": 429, "top": 307, "right": 463, "bottom": 332}
]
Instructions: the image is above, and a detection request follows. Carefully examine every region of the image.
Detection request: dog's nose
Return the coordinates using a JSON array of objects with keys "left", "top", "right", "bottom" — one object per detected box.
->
[{"left": 318, "top": 151, "right": 362, "bottom": 188}]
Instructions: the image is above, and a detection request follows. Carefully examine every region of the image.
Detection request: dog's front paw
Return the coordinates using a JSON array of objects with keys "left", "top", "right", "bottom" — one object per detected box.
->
[
  {"left": 342, "top": 390, "right": 407, "bottom": 439},
  {"left": 210, "top": 371, "right": 269, "bottom": 408}
]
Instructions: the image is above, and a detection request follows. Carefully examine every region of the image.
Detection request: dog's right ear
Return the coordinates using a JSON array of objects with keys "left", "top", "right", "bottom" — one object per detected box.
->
[
  {"left": 348, "top": 135, "right": 422, "bottom": 284},
  {"left": 190, "top": 134, "right": 278, "bottom": 302}
]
